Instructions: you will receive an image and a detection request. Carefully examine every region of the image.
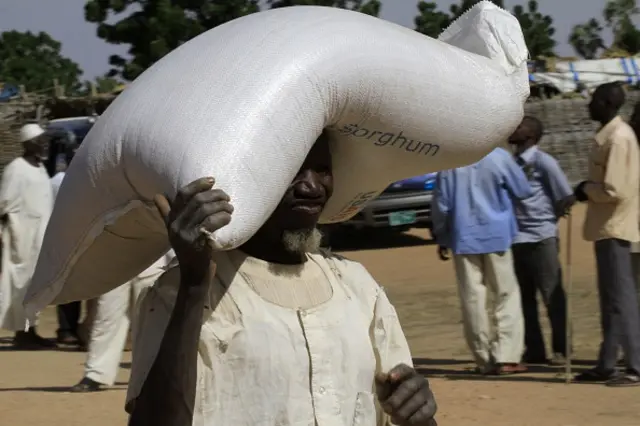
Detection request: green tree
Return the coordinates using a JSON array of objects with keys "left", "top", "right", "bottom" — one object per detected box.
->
[
  {"left": 569, "top": 18, "right": 606, "bottom": 59},
  {"left": 267, "top": 0, "right": 381, "bottom": 16},
  {"left": 512, "top": 0, "right": 555, "bottom": 57},
  {"left": 449, "top": 0, "right": 504, "bottom": 21},
  {"left": 616, "top": 18, "right": 640, "bottom": 54},
  {"left": 414, "top": 1, "right": 451, "bottom": 38},
  {"left": 85, "top": 0, "right": 260, "bottom": 81},
  {"left": 604, "top": 0, "right": 639, "bottom": 36},
  {"left": 603, "top": 0, "right": 640, "bottom": 54},
  {"left": 94, "top": 75, "right": 123, "bottom": 93},
  {"left": 0, "top": 30, "right": 83, "bottom": 93}
]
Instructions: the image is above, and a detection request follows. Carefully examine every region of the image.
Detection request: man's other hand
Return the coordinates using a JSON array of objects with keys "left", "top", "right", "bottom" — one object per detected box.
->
[{"left": 375, "top": 364, "right": 437, "bottom": 426}]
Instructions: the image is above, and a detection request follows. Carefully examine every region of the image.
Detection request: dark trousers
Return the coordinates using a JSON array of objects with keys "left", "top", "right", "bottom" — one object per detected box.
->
[
  {"left": 56, "top": 302, "right": 81, "bottom": 336},
  {"left": 512, "top": 237, "right": 567, "bottom": 358},
  {"left": 594, "top": 239, "right": 640, "bottom": 374}
]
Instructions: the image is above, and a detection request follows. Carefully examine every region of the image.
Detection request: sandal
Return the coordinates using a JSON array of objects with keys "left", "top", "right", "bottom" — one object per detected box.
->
[
  {"left": 605, "top": 373, "right": 640, "bottom": 387},
  {"left": 573, "top": 369, "right": 617, "bottom": 383},
  {"left": 488, "top": 363, "right": 527, "bottom": 375}
]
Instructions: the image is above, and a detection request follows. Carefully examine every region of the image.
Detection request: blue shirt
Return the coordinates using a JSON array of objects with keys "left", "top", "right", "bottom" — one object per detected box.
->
[
  {"left": 432, "top": 148, "right": 533, "bottom": 255},
  {"left": 512, "top": 146, "right": 573, "bottom": 244}
]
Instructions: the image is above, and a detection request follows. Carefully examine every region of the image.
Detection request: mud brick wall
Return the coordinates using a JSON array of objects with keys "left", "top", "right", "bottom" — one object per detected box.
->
[
  {"left": 526, "top": 92, "right": 640, "bottom": 185},
  {"left": 0, "top": 121, "right": 23, "bottom": 171},
  {"left": 1, "top": 93, "right": 640, "bottom": 182}
]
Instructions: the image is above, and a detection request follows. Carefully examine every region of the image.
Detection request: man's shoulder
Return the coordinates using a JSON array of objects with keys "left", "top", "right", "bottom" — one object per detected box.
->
[
  {"left": 610, "top": 120, "right": 637, "bottom": 144},
  {"left": 535, "top": 149, "right": 561, "bottom": 169},
  {"left": 487, "top": 147, "right": 515, "bottom": 167},
  {"left": 4, "top": 157, "right": 23, "bottom": 171},
  {"left": 316, "top": 248, "right": 362, "bottom": 273},
  {"left": 315, "top": 249, "right": 382, "bottom": 294}
]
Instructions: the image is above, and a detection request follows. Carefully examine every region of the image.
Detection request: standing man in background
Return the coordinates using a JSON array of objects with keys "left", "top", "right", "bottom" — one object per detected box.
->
[
  {"left": 48, "top": 133, "right": 84, "bottom": 346},
  {"left": 628, "top": 101, "right": 640, "bottom": 306},
  {"left": 574, "top": 82, "right": 640, "bottom": 386},
  {"left": 432, "top": 147, "right": 532, "bottom": 375},
  {"left": 71, "top": 251, "right": 175, "bottom": 392},
  {"left": 0, "top": 123, "right": 55, "bottom": 349},
  {"left": 508, "top": 116, "right": 574, "bottom": 366}
]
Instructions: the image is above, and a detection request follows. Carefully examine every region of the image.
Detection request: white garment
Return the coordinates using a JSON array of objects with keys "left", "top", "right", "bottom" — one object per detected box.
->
[
  {"left": 85, "top": 251, "right": 175, "bottom": 386},
  {"left": 0, "top": 157, "right": 53, "bottom": 331},
  {"left": 50, "top": 171, "right": 65, "bottom": 201},
  {"left": 126, "top": 251, "right": 412, "bottom": 426},
  {"left": 453, "top": 250, "right": 524, "bottom": 368}
]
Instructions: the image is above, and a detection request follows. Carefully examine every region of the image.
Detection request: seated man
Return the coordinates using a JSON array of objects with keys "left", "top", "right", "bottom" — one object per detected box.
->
[{"left": 127, "top": 132, "right": 438, "bottom": 426}]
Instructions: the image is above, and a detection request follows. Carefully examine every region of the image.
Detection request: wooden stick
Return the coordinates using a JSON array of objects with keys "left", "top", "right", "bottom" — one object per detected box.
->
[{"left": 565, "top": 212, "right": 573, "bottom": 384}]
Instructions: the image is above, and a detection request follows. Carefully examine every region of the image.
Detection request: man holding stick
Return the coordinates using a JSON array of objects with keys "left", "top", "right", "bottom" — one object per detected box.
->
[
  {"left": 574, "top": 82, "right": 640, "bottom": 387},
  {"left": 127, "top": 133, "right": 438, "bottom": 425}
]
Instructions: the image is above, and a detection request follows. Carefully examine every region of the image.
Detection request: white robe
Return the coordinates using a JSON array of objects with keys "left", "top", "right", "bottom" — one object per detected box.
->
[
  {"left": 0, "top": 157, "right": 53, "bottom": 331},
  {"left": 84, "top": 251, "right": 175, "bottom": 386},
  {"left": 126, "top": 251, "right": 412, "bottom": 425}
]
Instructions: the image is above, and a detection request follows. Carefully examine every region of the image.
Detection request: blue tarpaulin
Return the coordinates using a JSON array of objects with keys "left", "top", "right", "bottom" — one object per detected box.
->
[{"left": 0, "top": 84, "right": 20, "bottom": 102}]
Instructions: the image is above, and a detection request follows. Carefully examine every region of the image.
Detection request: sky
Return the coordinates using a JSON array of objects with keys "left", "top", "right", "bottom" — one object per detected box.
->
[{"left": 0, "top": 0, "right": 620, "bottom": 79}]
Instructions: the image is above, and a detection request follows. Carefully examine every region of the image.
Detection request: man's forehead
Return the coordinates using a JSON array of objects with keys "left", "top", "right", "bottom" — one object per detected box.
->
[{"left": 306, "top": 134, "right": 330, "bottom": 156}]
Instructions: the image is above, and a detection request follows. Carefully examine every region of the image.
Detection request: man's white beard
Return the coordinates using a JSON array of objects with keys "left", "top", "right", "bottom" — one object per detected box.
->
[{"left": 282, "top": 228, "right": 323, "bottom": 254}]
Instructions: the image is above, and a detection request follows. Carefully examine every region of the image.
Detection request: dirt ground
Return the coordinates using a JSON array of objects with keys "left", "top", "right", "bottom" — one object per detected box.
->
[{"left": 1, "top": 204, "right": 640, "bottom": 425}]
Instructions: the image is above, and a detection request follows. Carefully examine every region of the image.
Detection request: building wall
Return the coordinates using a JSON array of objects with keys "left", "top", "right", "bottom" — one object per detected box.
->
[
  {"left": 0, "top": 121, "right": 24, "bottom": 171},
  {"left": 528, "top": 92, "right": 640, "bottom": 184},
  {"left": 1, "top": 93, "right": 640, "bottom": 183}
]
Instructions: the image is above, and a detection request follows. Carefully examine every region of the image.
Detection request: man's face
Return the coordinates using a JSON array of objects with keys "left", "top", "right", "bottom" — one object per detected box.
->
[
  {"left": 271, "top": 135, "right": 334, "bottom": 233},
  {"left": 508, "top": 121, "right": 528, "bottom": 147},
  {"left": 24, "top": 135, "right": 48, "bottom": 160},
  {"left": 588, "top": 90, "right": 606, "bottom": 121}
]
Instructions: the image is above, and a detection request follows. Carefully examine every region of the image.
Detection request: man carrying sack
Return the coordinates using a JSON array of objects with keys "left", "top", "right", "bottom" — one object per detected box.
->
[{"left": 126, "top": 132, "right": 438, "bottom": 426}]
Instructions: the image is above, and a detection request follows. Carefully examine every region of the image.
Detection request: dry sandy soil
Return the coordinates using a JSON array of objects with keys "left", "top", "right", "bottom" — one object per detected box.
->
[{"left": 1, "top": 204, "right": 640, "bottom": 425}]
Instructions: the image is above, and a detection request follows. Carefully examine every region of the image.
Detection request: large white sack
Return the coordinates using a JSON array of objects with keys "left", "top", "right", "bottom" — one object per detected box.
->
[{"left": 25, "top": 1, "right": 529, "bottom": 312}]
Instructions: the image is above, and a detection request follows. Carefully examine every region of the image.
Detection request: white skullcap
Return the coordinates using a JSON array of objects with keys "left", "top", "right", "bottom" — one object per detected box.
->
[{"left": 19, "top": 123, "right": 45, "bottom": 143}]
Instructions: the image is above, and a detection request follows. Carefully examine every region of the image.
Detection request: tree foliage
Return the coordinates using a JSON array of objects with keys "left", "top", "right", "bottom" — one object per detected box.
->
[
  {"left": 77, "top": 75, "right": 123, "bottom": 95},
  {"left": 85, "top": 0, "right": 260, "bottom": 81},
  {"left": 512, "top": 0, "right": 555, "bottom": 58},
  {"left": 414, "top": 0, "right": 504, "bottom": 39},
  {"left": 569, "top": 18, "right": 606, "bottom": 59},
  {"left": 569, "top": 0, "right": 640, "bottom": 58},
  {"left": 0, "top": 30, "right": 83, "bottom": 93},
  {"left": 449, "top": 0, "right": 504, "bottom": 21},
  {"left": 615, "top": 18, "right": 640, "bottom": 55},
  {"left": 414, "top": 2, "right": 450, "bottom": 38},
  {"left": 604, "top": 0, "right": 640, "bottom": 54},
  {"left": 603, "top": 0, "right": 639, "bottom": 36},
  {"left": 414, "top": 0, "right": 557, "bottom": 59}
]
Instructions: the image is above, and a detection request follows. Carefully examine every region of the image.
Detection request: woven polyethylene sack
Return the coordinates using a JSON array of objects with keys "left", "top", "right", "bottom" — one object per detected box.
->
[{"left": 25, "top": 1, "right": 529, "bottom": 312}]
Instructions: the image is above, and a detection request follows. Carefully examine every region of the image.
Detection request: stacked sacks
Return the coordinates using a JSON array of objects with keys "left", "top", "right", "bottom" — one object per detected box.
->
[{"left": 25, "top": 1, "right": 529, "bottom": 313}]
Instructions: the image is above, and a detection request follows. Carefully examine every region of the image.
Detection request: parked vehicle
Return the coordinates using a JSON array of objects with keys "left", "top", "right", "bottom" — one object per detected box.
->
[
  {"left": 46, "top": 116, "right": 96, "bottom": 143},
  {"left": 45, "top": 116, "right": 97, "bottom": 176},
  {"left": 321, "top": 172, "right": 437, "bottom": 242}
]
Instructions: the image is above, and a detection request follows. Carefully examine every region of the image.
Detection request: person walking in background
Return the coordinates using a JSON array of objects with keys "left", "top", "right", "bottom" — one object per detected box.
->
[
  {"left": 0, "top": 124, "right": 55, "bottom": 349},
  {"left": 71, "top": 251, "right": 175, "bottom": 392},
  {"left": 628, "top": 101, "right": 640, "bottom": 307},
  {"left": 48, "top": 133, "right": 85, "bottom": 346},
  {"left": 508, "top": 116, "right": 575, "bottom": 366},
  {"left": 574, "top": 82, "right": 640, "bottom": 387},
  {"left": 432, "top": 147, "right": 532, "bottom": 375}
]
